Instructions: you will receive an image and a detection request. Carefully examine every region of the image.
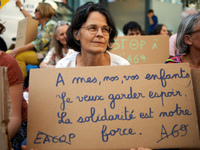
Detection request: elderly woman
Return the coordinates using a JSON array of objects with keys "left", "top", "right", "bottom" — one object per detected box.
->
[
  {"left": 165, "top": 12, "right": 200, "bottom": 69},
  {"left": 8, "top": 2, "right": 57, "bottom": 79},
  {"left": 40, "top": 21, "right": 75, "bottom": 68},
  {"left": 56, "top": 2, "right": 130, "bottom": 68}
]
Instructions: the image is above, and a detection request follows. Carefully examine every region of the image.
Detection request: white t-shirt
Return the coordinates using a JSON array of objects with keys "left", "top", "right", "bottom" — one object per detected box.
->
[
  {"left": 56, "top": 51, "right": 130, "bottom": 68},
  {"left": 43, "top": 47, "right": 75, "bottom": 65}
]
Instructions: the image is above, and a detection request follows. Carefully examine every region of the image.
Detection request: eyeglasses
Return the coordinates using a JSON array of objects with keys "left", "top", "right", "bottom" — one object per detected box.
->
[
  {"left": 186, "top": 29, "right": 200, "bottom": 35},
  {"left": 81, "top": 25, "right": 112, "bottom": 36},
  {"left": 35, "top": 8, "right": 40, "bottom": 13}
]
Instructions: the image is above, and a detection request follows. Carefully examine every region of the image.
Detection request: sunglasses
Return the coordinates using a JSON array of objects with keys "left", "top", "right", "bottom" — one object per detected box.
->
[{"left": 35, "top": 8, "right": 40, "bottom": 12}]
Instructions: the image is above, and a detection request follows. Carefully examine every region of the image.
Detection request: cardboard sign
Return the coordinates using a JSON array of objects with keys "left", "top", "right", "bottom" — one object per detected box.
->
[
  {"left": 15, "top": 17, "right": 39, "bottom": 48},
  {"left": 191, "top": 69, "right": 200, "bottom": 141},
  {"left": 0, "top": 67, "right": 11, "bottom": 150},
  {"left": 27, "top": 63, "right": 199, "bottom": 149},
  {"left": 111, "top": 35, "right": 169, "bottom": 64}
]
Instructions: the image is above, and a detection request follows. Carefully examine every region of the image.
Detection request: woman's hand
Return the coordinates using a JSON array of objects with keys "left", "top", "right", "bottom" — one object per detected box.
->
[
  {"left": 16, "top": 0, "right": 22, "bottom": 8},
  {"left": 8, "top": 49, "right": 20, "bottom": 58}
]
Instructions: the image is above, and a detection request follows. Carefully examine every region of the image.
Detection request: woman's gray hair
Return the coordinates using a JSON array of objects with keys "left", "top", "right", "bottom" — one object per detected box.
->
[{"left": 176, "top": 12, "right": 200, "bottom": 54}]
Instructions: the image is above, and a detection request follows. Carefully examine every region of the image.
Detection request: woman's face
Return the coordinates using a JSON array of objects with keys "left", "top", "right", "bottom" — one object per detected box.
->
[
  {"left": 55, "top": 25, "right": 69, "bottom": 45},
  {"left": 34, "top": 5, "right": 41, "bottom": 20},
  {"left": 189, "top": 22, "right": 200, "bottom": 50},
  {"left": 160, "top": 25, "right": 168, "bottom": 35},
  {"left": 75, "top": 11, "right": 110, "bottom": 54}
]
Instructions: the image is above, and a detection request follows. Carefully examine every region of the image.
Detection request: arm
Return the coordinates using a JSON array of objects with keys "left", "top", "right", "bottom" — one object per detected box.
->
[
  {"left": 16, "top": 0, "right": 32, "bottom": 18},
  {"left": 8, "top": 43, "right": 34, "bottom": 57},
  {"left": 39, "top": 61, "right": 55, "bottom": 68},
  {"left": 149, "top": 17, "right": 154, "bottom": 25},
  {"left": 39, "top": 48, "right": 56, "bottom": 68},
  {"left": 147, "top": 13, "right": 154, "bottom": 25},
  {"left": 8, "top": 82, "right": 23, "bottom": 139}
]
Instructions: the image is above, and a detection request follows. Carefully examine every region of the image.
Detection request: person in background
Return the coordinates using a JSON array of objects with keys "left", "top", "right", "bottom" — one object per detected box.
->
[
  {"left": 152, "top": 24, "right": 168, "bottom": 35},
  {"left": 8, "top": 2, "right": 57, "bottom": 79},
  {"left": 167, "top": 30, "right": 173, "bottom": 37},
  {"left": 147, "top": 9, "right": 158, "bottom": 35},
  {"left": 15, "top": 0, "right": 58, "bottom": 21},
  {"left": 165, "top": 12, "right": 200, "bottom": 70},
  {"left": 169, "top": 7, "right": 197, "bottom": 57},
  {"left": 39, "top": 21, "right": 75, "bottom": 68},
  {"left": 123, "top": 21, "right": 142, "bottom": 36},
  {"left": 0, "top": 23, "right": 28, "bottom": 150}
]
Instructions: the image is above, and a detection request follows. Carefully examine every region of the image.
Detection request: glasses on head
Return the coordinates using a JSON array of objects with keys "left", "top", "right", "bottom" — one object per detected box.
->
[
  {"left": 57, "top": 21, "right": 70, "bottom": 26},
  {"left": 35, "top": 8, "right": 40, "bottom": 13},
  {"left": 81, "top": 25, "right": 112, "bottom": 36},
  {"left": 186, "top": 29, "right": 200, "bottom": 35}
]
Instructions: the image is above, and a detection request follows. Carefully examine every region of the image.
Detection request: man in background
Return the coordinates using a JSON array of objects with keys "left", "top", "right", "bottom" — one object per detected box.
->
[
  {"left": 123, "top": 21, "right": 142, "bottom": 36},
  {"left": 147, "top": 9, "right": 158, "bottom": 34}
]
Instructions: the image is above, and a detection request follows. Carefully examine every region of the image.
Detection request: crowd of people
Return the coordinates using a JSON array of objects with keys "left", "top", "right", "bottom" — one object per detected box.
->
[{"left": 0, "top": 1, "right": 200, "bottom": 150}]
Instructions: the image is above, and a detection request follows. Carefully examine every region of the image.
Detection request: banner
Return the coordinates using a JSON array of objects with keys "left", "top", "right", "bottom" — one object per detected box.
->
[
  {"left": 27, "top": 63, "right": 199, "bottom": 149},
  {"left": 111, "top": 35, "right": 169, "bottom": 64}
]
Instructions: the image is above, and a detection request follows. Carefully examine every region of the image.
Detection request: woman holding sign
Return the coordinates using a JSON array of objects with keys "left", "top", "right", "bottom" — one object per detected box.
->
[
  {"left": 55, "top": 2, "right": 150, "bottom": 150},
  {"left": 165, "top": 12, "right": 200, "bottom": 69},
  {"left": 55, "top": 2, "right": 130, "bottom": 68},
  {"left": 8, "top": 2, "right": 57, "bottom": 79}
]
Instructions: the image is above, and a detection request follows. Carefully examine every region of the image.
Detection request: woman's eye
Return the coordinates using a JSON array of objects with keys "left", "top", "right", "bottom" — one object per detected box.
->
[
  {"left": 102, "top": 28, "right": 109, "bottom": 31},
  {"left": 89, "top": 27, "right": 96, "bottom": 30}
]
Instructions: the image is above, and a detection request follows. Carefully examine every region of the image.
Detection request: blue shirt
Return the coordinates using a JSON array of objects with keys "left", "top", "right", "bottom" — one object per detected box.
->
[{"left": 149, "top": 15, "right": 158, "bottom": 33}]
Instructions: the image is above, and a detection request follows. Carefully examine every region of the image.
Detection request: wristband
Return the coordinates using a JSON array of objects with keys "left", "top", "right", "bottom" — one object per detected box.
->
[{"left": 20, "top": 6, "right": 24, "bottom": 11}]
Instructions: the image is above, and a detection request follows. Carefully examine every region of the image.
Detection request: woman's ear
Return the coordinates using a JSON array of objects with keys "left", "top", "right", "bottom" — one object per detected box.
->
[
  {"left": 183, "top": 35, "right": 192, "bottom": 46},
  {"left": 55, "top": 34, "right": 59, "bottom": 41},
  {"left": 73, "top": 29, "right": 80, "bottom": 41}
]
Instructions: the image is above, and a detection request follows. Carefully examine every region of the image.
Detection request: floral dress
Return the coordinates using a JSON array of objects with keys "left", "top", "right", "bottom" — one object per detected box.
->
[{"left": 31, "top": 19, "right": 57, "bottom": 60}]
